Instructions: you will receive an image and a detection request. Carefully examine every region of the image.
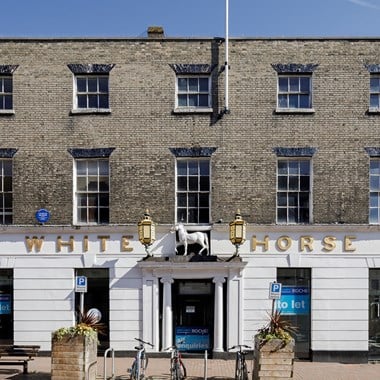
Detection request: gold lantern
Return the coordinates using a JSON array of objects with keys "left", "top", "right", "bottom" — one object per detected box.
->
[
  {"left": 229, "top": 209, "right": 246, "bottom": 256},
  {"left": 138, "top": 209, "right": 156, "bottom": 256}
]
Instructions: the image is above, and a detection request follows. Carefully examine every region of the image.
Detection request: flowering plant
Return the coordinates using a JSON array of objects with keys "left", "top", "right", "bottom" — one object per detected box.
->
[
  {"left": 256, "top": 310, "right": 297, "bottom": 347},
  {"left": 52, "top": 309, "right": 106, "bottom": 341}
]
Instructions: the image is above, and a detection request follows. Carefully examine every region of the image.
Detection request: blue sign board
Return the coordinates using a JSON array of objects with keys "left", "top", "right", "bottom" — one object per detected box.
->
[
  {"left": 269, "top": 282, "right": 282, "bottom": 299},
  {"left": 175, "top": 326, "right": 210, "bottom": 351},
  {"left": 35, "top": 208, "right": 50, "bottom": 224},
  {"left": 75, "top": 276, "right": 87, "bottom": 292},
  {"left": 0, "top": 294, "right": 11, "bottom": 315},
  {"left": 277, "top": 286, "right": 310, "bottom": 315}
]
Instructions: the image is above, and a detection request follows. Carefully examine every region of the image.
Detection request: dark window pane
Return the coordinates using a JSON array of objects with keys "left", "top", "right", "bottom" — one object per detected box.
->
[
  {"left": 370, "top": 208, "right": 379, "bottom": 223},
  {"left": 370, "top": 192, "right": 379, "bottom": 207},
  {"left": 277, "top": 193, "right": 287, "bottom": 206},
  {"left": 288, "top": 208, "right": 297, "bottom": 223},
  {"left": 370, "top": 160, "right": 380, "bottom": 174},
  {"left": 178, "top": 94, "right": 187, "bottom": 106},
  {"left": 300, "top": 176, "right": 310, "bottom": 191},
  {"left": 77, "top": 78, "right": 87, "bottom": 92},
  {"left": 88, "top": 95, "right": 98, "bottom": 108},
  {"left": 370, "top": 94, "right": 379, "bottom": 108},
  {"left": 88, "top": 177, "right": 98, "bottom": 191},
  {"left": 278, "top": 77, "right": 288, "bottom": 92},
  {"left": 177, "top": 177, "right": 187, "bottom": 191},
  {"left": 77, "top": 194, "right": 87, "bottom": 207},
  {"left": 188, "top": 177, "right": 198, "bottom": 191},
  {"left": 288, "top": 176, "right": 299, "bottom": 190},
  {"left": 278, "top": 161, "right": 288, "bottom": 174},
  {"left": 4, "top": 214, "right": 12, "bottom": 224},
  {"left": 289, "top": 77, "right": 299, "bottom": 92},
  {"left": 77, "top": 177, "right": 87, "bottom": 191},
  {"left": 88, "top": 208, "right": 98, "bottom": 223},
  {"left": 4, "top": 176, "right": 12, "bottom": 192},
  {"left": 188, "top": 78, "right": 198, "bottom": 92},
  {"left": 188, "top": 94, "right": 197, "bottom": 106},
  {"left": 4, "top": 95, "right": 12, "bottom": 109},
  {"left": 199, "top": 161, "right": 209, "bottom": 175},
  {"left": 78, "top": 208, "right": 87, "bottom": 223},
  {"left": 99, "top": 94, "right": 109, "bottom": 108},
  {"left": 278, "top": 176, "right": 288, "bottom": 190},
  {"left": 88, "top": 194, "right": 98, "bottom": 206},
  {"left": 178, "top": 78, "right": 187, "bottom": 92},
  {"left": 199, "top": 208, "right": 209, "bottom": 223},
  {"left": 98, "top": 160, "right": 109, "bottom": 175},
  {"left": 299, "top": 193, "right": 310, "bottom": 208},
  {"left": 200, "top": 176, "right": 209, "bottom": 191},
  {"left": 288, "top": 193, "right": 298, "bottom": 206},
  {"left": 77, "top": 161, "right": 87, "bottom": 175},
  {"left": 99, "top": 177, "right": 109, "bottom": 191},
  {"left": 0, "top": 95, "right": 3, "bottom": 109},
  {"left": 371, "top": 176, "right": 380, "bottom": 191},
  {"left": 177, "top": 208, "right": 187, "bottom": 223},
  {"left": 188, "top": 193, "right": 198, "bottom": 207},
  {"left": 3, "top": 78, "right": 12, "bottom": 93},
  {"left": 289, "top": 94, "right": 298, "bottom": 108},
  {"left": 177, "top": 193, "right": 187, "bottom": 207},
  {"left": 300, "top": 77, "right": 310, "bottom": 92},
  {"left": 199, "top": 78, "right": 209, "bottom": 92},
  {"left": 371, "top": 77, "right": 380, "bottom": 92},
  {"left": 88, "top": 77, "right": 98, "bottom": 92},
  {"left": 278, "top": 94, "right": 288, "bottom": 108},
  {"left": 3, "top": 194, "right": 11, "bottom": 208},
  {"left": 299, "top": 208, "right": 309, "bottom": 223},
  {"left": 199, "top": 193, "right": 209, "bottom": 207},
  {"left": 99, "top": 193, "right": 109, "bottom": 207},
  {"left": 77, "top": 95, "right": 87, "bottom": 108},
  {"left": 188, "top": 209, "right": 198, "bottom": 223},
  {"left": 299, "top": 94, "right": 310, "bottom": 108},
  {"left": 99, "top": 208, "right": 109, "bottom": 224},
  {"left": 98, "top": 77, "right": 109, "bottom": 92},
  {"left": 177, "top": 161, "right": 187, "bottom": 175},
  {"left": 198, "top": 94, "right": 208, "bottom": 107},
  {"left": 188, "top": 162, "right": 198, "bottom": 175},
  {"left": 288, "top": 161, "right": 299, "bottom": 175},
  {"left": 277, "top": 208, "right": 287, "bottom": 222},
  {"left": 300, "top": 161, "right": 310, "bottom": 175}
]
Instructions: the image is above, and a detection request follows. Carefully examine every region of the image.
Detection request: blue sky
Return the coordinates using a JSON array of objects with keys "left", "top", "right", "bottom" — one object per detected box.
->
[{"left": 3, "top": 0, "right": 380, "bottom": 38}]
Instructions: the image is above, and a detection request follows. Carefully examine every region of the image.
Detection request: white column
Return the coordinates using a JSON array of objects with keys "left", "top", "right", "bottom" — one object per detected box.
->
[
  {"left": 213, "top": 276, "right": 226, "bottom": 352},
  {"left": 161, "top": 276, "right": 174, "bottom": 350}
]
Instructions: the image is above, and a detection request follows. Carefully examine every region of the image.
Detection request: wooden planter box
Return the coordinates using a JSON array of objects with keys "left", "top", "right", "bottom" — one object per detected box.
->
[
  {"left": 51, "top": 334, "right": 97, "bottom": 380},
  {"left": 253, "top": 335, "right": 294, "bottom": 380}
]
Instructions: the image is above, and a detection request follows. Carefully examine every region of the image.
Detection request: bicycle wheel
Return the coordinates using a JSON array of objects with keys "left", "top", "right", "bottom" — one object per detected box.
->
[
  {"left": 235, "top": 356, "right": 241, "bottom": 380},
  {"left": 242, "top": 360, "right": 248, "bottom": 380}
]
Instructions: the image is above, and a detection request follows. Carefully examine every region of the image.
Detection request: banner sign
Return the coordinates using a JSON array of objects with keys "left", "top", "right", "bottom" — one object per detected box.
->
[
  {"left": 277, "top": 286, "right": 310, "bottom": 315},
  {"left": 175, "top": 326, "right": 210, "bottom": 351},
  {"left": 0, "top": 294, "right": 11, "bottom": 314}
]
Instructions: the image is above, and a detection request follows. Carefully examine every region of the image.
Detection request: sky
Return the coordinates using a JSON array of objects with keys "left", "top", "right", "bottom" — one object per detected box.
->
[{"left": 3, "top": 0, "right": 380, "bottom": 38}]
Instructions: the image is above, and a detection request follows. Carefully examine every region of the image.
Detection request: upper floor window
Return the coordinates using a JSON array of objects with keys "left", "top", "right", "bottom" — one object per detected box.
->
[
  {"left": 75, "top": 75, "right": 109, "bottom": 110},
  {"left": 67, "top": 64, "right": 115, "bottom": 114},
  {"left": 277, "top": 159, "right": 311, "bottom": 224},
  {"left": 169, "top": 64, "right": 215, "bottom": 113},
  {"left": 0, "top": 77, "right": 13, "bottom": 111},
  {"left": 0, "top": 66, "right": 18, "bottom": 114},
  {"left": 0, "top": 160, "right": 12, "bottom": 224},
  {"left": 176, "top": 158, "right": 210, "bottom": 224},
  {"left": 277, "top": 75, "right": 312, "bottom": 109},
  {"left": 370, "top": 159, "right": 380, "bottom": 223},
  {"left": 370, "top": 75, "right": 380, "bottom": 111},
  {"left": 272, "top": 63, "right": 318, "bottom": 113}
]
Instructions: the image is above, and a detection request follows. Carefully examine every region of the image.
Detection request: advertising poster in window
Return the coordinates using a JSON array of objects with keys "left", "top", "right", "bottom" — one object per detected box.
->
[
  {"left": 175, "top": 326, "right": 210, "bottom": 351},
  {"left": 0, "top": 294, "right": 11, "bottom": 314},
  {"left": 276, "top": 286, "right": 310, "bottom": 315}
]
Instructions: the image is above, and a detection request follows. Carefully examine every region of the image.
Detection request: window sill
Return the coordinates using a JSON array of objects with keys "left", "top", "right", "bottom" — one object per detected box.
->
[
  {"left": 173, "top": 107, "right": 213, "bottom": 114},
  {"left": 0, "top": 109, "right": 15, "bottom": 115},
  {"left": 368, "top": 107, "right": 380, "bottom": 114},
  {"left": 275, "top": 108, "right": 315, "bottom": 114},
  {"left": 70, "top": 108, "right": 111, "bottom": 115}
]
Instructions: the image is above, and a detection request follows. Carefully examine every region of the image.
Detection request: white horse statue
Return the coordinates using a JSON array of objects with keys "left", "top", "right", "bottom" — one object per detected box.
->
[{"left": 172, "top": 223, "right": 209, "bottom": 256}]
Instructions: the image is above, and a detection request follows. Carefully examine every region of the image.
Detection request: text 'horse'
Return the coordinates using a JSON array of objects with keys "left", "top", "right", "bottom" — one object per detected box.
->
[{"left": 173, "top": 223, "right": 209, "bottom": 256}]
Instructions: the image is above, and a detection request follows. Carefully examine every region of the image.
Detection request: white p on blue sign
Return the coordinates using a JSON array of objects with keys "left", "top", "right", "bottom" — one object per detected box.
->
[
  {"left": 75, "top": 276, "right": 87, "bottom": 293},
  {"left": 269, "top": 282, "right": 282, "bottom": 299}
]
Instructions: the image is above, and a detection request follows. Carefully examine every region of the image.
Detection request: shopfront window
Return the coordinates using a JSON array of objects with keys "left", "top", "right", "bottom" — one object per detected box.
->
[
  {"left": 369, "top": 269, "right": 380, "bottom": 360},
  {"left": 277, "top": 268, "right": 311, "bottom": 359},
  {"left": 0, "top": 269, "right": 13, "bottom": 343}
]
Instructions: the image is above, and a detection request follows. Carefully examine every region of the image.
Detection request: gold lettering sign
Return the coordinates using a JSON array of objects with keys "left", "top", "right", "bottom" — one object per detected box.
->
[
  {"left": 322, "top": 236, "right": 337, "bottom": 252},
  {"left": 121, "top": 235, "right": 133, "bottom": 252},
  {"left": 57, "top": 236, "right": 74, "bottom": 252},
  {"left": 300, "top": 236, "right": 314, "bottom": 252},
  {"left": 276, "top": 236, "right": 292, "bottom": 251},
  {"left": 25, "top": 236, "right": 45, "bottom": 252},
  {"left": 98, "top": 236, "right": 110, "bottom": 252},
  {"left": 344, "top": 235, "right": 356, "bottom": 252},
  {"left": 251, "top": 235, "right": 269, "bottom": 251}
]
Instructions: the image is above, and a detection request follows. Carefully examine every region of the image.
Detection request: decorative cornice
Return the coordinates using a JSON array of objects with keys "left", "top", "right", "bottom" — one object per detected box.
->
[
  {"left": 273, "top": 147, "right": 317, "bottom": 157},
  {"left": 271, "top": 63, "right": 319, "bottom": 73},
  {"left": 67, "top": 64, "right": 115, "bottom": 74},
  {"left": 0, "top": 65, "right": 18, "bottom": 74},
  {"left": 0, "top": 148, "right": 17, "bottom": 158},
  {"left": 365, "top": 64, "right": 380, "bottom": 73},
  {"left": 169, "top": 147, "right": 217, "bottom": 157},
  {"left": 68, "top": 148, "right": 115, "bottom": 158},
  {"left": 169, "top": 64, "right": 216, "bottom": 75},
  {"left": 365, "top": 147, "right": 380, "bottom": 156}
]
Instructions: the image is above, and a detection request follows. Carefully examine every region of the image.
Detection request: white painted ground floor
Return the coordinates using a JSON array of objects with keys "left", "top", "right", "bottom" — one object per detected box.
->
[{"left": 0, "top": 224, "right": 379, "bottom": 363}]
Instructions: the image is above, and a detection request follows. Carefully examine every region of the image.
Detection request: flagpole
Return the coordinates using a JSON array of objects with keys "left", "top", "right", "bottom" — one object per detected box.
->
[{"left": 225, "top": 0, "right": 229, "bottom": 113}]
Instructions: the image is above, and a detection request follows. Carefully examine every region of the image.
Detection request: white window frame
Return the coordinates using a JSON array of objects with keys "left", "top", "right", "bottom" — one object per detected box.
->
[
  {"left": 72, "top": 74, "right": 110, "bottom": 112},
  {"left": 276, "top": 158, "right": 312, "bottom": 224},
  {"left": 175, "top": 158, "right": 211, "bottom": 224},
  {"left": 0, "top": 76, "right": 13, "bottom": 113},
  {"left": 175, "top": 75, "right": 212, "bottom": 112},
  {"left": 276, "top": 74, "right": 313, "bottom": 112},
  {"left": 0, "top": 159, "right": 12, "bottom": 224},
  {"left": 73, "top": 158, "right": 110, "bottom": 225},
  {"left": 370, "top": 74, "right": 380, "bottom": 112},
  {"left": 370, "top": 158, "right": 380, "bottom": 223}
]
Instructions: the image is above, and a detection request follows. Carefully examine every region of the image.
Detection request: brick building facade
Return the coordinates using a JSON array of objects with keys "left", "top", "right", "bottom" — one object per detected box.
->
[{"left": 0, "top": 31, "right": 380, "bottom": 362}]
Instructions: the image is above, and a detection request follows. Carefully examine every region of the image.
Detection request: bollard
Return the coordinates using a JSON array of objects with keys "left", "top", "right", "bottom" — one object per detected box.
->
[{"left": 204, "top": 350, "right": 208, "bottom": 379}]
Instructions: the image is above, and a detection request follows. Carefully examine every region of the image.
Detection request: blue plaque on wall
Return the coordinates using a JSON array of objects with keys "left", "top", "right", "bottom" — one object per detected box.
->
[{"left": 35, "top": 208, "right": 50, "bottom": 224}]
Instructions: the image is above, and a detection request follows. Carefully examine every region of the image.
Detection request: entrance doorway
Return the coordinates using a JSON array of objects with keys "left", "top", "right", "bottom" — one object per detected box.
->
[
  {"left": 173, "top": 280, "right": 214, "bottom": 353},
  {"left": 0, "top": 269, "right": 13, "bottom": 344},
  {"left": 369, "top": 269, "right": 380, "bottom": 360},
  {"left": 75, "top": 268, "right": 110, "bottom": 352},
  {"left": 277, "top": 268, "right": 311, "bottom": 359}
]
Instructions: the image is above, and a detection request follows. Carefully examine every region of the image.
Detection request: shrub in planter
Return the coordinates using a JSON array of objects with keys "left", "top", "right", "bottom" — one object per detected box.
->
[
  {"left": 51, "top": 310, "right": 106, "bottom": 380},
  {"left": 253, "top": 310, "right": 297, "bottom": 380}
]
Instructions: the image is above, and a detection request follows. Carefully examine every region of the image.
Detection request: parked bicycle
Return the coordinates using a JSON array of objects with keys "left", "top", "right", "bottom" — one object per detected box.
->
[
  {"left": 128, "top": 338, "right": 154, "bottom": 380},
  {"left": 166, "top": 345, "right": 187, "bottom": 380},
  {"left": 228, "top": 344, "right": 252, "bottom": 380}
]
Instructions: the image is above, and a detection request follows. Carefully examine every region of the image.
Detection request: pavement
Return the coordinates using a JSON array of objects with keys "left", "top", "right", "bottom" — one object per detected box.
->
[{"left": 0, "top": 356, "right": 379, "bottom": 380}]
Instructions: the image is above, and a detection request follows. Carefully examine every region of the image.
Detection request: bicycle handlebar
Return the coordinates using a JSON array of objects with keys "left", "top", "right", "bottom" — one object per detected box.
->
[
  {"left": 165, "top": 345, "right": 180, "bottom": 351},
  {"left": 135, "top": 337, "right": 154, "bottom": 348},
  {"left": 228, "top": 344, "right": 252, "bottom": 351}
]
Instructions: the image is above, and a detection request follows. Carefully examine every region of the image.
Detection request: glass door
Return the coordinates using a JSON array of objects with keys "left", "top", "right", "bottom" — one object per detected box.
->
[
  {"left": 277, "top": 268, "right": 311, "bottom": 359},
  {"left": 369, "top": 269, "right": 380, "bottom": 360}
]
